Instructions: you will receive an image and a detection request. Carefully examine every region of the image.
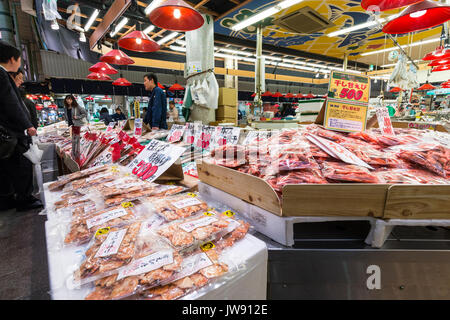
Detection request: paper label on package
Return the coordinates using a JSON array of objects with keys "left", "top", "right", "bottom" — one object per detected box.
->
[
  {"left": 134, "top": 118, "right": 143, "bottom": 136},
  {"left": 94, "top": 228, "right": 127, "bottom": 258},
  {"left": 86, "top": 208, "right": 128, "bottom": 229},
  {"left": 68, "top": 195, "right": 89, "bottom": 205},
  {"left": 243, "top": 130, "right": 273, "bottom": 145},
  {"left": 86, "top": 172, "right": 111, "bottom": 183},
  {"left": 142, "top": 215, "right": 165, "bottom": 233},
  {"left": 225, "top": 218, "right": 241, "bottom": 233},
  {"left": 375, "top": 107, "right": 395, "bottom": 136},
  {"left": 106, "top": 122, "right": 115, "bottom": 132},
  {"left": 306, "top": 133, "right": 373, "bottom": 169},
  {"left": 179, "top": 216, "right": 218, "bottom": 233},
  {"left": 172, "top": 253, "right": 213, "bottom": 281},
  {"left": 168, "top": 124, "right": 186, "bottom": 143},
  {"left": 117, "top": 250, "right": 173, "bottom": 280},
  {"left": 172, "top": 197, "right": 202, "bottom": 209},
  {"left": 126, "top": 139, "right": 186, "bottom": 182},
  {"left": 212, "top": 127, "right": 241, "bottom": 148}
]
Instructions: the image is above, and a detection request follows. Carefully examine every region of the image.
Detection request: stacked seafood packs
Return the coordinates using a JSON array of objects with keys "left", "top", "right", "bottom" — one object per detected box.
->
[
  {"left": 45, "top": 164, "right": 251, "bottom": 300},
  {"left": 208, "top": 124, "right": 450, "bottom": 198}
]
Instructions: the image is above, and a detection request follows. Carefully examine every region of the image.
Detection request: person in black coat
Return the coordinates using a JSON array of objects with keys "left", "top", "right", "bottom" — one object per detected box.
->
[
  {"left": 9, "top": 68, "right": 39, "bottom": 129},
  {"left": 111, "top": 106, "right": 126, "bottom": 122},
  {"left": 99, "top": 107, "right": 113, "bottom": 125},
  {"left": 0, "top": 41, "right": 42, "bottom": 211}
]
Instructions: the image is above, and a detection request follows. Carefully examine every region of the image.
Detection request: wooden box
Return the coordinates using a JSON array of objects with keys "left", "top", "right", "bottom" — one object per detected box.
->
[{"left": 197, "top": 161, "right": 450, "bottom": 219}]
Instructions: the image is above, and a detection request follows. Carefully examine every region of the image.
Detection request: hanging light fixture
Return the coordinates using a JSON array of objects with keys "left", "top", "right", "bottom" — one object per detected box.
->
[
  {"left": 295, "top": 92, "right": 304, "bottom": 99},
  {"left": 432, "top": 64, "right": 450, "bottom": 72},
  {"left": 87, "top": 72, "right": 112, "bottom": 81},
  {"left": 89, "top": 62, "right": 118, "bottom": 74},
  {"left": 261, "top": 90, "right": 273, "bottom": 97},
  {"left": 149, "top": 0, "right": 204, "bottom": 32},
  {"left": 306, "top": 93, "right": 315, "bottom": 98},
  {"left": 361, "top": 0, "right": 424, "bottom": 12},
  {"left": 158, "top": 82, "right": 165, "bottom": 89},
  {"left": 118, "top": 30, "right": 160, "bottom": 52},
  {"left": 272, "top": 91, "right": 283, "bottom": 98},
  {"left": 113, "top": 76, "right": 132, "bottom": 86},
  {"left": 100, "top": 49, "right": 135, "bottom": 65},
  {"left": 389, "top": 87, "right": 404, "bottom": 92},
  {"left": 423, "top": 46, "right": 450, "bottom": 61},
  {"left": 416, "top": 82, "right": 436, "bottom": 90},
  {"left": 284, "top": 92, "right": 295, "bottom": 98},
  {"left": 251, "top": 92, "right": 256, "bottom": 98},
  {"left": 382, "top": 0, "right": 450, "bottom": 34},
  {"left": 169, "top": 83, "right": 184, "bottom": 91},
  {"left": 428, "top": 58, "right": 450, "bottom": 66}
]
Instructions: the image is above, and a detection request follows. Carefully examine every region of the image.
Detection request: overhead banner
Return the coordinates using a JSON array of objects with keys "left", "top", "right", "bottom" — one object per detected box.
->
[{"left": 325, "top": 71, "right": 371, "bottom": 133}]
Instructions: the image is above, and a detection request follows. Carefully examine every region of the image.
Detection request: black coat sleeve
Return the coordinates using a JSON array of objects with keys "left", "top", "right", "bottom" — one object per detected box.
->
[
  {"left": 0, "top": 69, "right": 33, "bottom": 135},
  {"left": 24, "top": 98, "right": 38, "bottom": 128}
]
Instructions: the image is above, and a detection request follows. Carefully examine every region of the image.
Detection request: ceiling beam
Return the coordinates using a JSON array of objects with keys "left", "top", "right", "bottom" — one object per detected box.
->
[{"left": 215, "top": 0, "right": 253, "bottom": 21}]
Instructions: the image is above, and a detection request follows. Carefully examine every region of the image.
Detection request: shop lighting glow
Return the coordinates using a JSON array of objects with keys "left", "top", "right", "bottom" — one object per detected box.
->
[
  {"left": 143, "top": 25, "right": 155, "bottom": 34},
  {"left": 145, "top": 0, "right": 164, "bottom": 15},
  {"left": 232, "top": 0, "right": 304, "bottom": 31},
  {"left": 218, "top": 48, "right": 253, "bottom": 56},
  {"left": 110, "top": 18, "right": 129, "bottom": 37},
  {"left": 157, "top": 32, "right": 179, "bottom": 45},
  {"left": 215, "top": 52, "right": 244, "bottom": 60},
  {"left": 85, "top": 9, "right": 99, "bottom": 31},
  {"left": 169, "top": 45, "right": 186, "bottom": 52},
  {"left": 328, "top": 14, "right": 398, "bottom": 38},
  {"left": 361, "top": 37, "right": 440, "bottom": 56},
  {"left": 51, "top": 20, "right": 59, "bottom": 30},
  {"left": 262, "top": 55, "right": 282, "bottom": 61}
]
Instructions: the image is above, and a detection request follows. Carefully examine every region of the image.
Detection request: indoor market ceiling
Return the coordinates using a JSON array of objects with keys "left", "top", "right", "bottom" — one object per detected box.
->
[{"left": 53, "top": 0, "right": 446, "bottom": 71}]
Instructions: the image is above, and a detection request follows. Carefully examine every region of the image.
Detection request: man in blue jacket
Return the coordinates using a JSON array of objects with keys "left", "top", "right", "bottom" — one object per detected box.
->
[{"left": 143, "top": 73, "right": 167, "bottom": 130}]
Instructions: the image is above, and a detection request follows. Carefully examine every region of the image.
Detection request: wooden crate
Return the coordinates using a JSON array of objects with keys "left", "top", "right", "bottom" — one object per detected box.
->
[{"left": 197, "top": 161, "right": 450, "bottom": 219}]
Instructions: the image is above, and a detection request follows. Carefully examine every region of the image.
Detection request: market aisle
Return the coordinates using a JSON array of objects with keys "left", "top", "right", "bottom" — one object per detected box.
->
[{"left": 0, "top": 208, "right": 50, "bottom": 299}]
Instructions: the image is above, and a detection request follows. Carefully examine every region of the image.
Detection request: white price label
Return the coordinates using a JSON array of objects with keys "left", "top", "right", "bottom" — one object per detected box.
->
[
  {"left": 117, "top": 250, "right": 173, "bottom": 280},
  {"left": 86, "top": 208, "right": 128, "bottom": 230},
  {"left": 173, "top": 252, "right": 213, "bottom": 281},
  {"left": 172, "top": 197, "right": 202, "bottom": 209},
  {"left": 179, "top": 216, "right": 218, "bottom": 233},
  {"left": 94, "top": 228, "right": 127, "bottom": 258}
]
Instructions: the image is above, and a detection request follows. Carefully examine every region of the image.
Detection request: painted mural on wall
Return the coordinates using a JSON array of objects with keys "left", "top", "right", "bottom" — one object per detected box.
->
[{"left": 215, "top": 0, "right": 442, "bottom": 59}]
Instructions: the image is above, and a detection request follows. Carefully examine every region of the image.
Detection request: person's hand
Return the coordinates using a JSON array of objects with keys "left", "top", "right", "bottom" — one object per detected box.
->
[{"left": 27, "top": 127, "right": 37, "bottom": 136}]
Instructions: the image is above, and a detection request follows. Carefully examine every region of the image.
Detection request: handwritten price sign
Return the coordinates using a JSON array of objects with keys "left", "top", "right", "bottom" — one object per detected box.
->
[
  {"left": 375, "top": 107, "right": 395, "bottom": 136},
  {"left": 167, "top": 124, "right": 186, "bottom": 143},
  {"left": 328, "top": 71, "right": 370, "bottom": 104},
  {"left": 126, "top": 139, "right": 186, "bottom": 182}
]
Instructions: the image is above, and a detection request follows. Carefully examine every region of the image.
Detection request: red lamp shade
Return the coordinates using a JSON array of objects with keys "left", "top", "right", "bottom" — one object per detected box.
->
[
  {"left": 272, "top": 91, "right": 283, "bottom": 98},
  {"left": 84, "top": 96, "right": 94, "bottom": 101},
  {"left": 296, "top": 93, "right": 304, "bottom": 98},
  {"left": 118, "top": 31, "right": 160, "bottom": 52},
  {"left": 382, "top": 0, "right": 450, "bottom": 34},
  {"left": 158, "top": 82, "right": 165, "bottom": 89},
  {"left": 251, "top": 93, "right": 256, "bottom": 97},
  {"left": 423, "top": 46, "right": 450, "bottom": 61},
  {"left": 441, "top": 80, "right": 450, "bottom": 86},
  {"left": 361, "top": 0, "right": 424, "bottom": 11},
  {"left": 87, "top": 72, "right": 112, "bottom": 81},
  {"left": 149, "top": 0, "right": 204, "bottom": 32},
  {"left": 432, "top": 64, "right": 450, "bottom": 72},
  {"left": 284, "top": 92, "right": 295, "bottom": 98},
  {"left": 36, "top": 104, "right": 44, "bottom": 110},
  {"left": 48, "top": 104, "right": 58, "bottom": 109},
  {"left": 428, "top": 58, "right": 450, "bottom": 66},
  {"left": 113, "top": 77, "right": 132, "bottom": 86},
  {"left": 389, "top": 87, "right": 404, "bottom": 92},
  {"left": 261, "top": 90, "right": 273, "bottom": 97},
  {"left": 306, "top": 93, "right": 315, "bottom": 98},
  {"left": 89, "top": 62, "right": 118, "bottom": 75},
  {"left": 100, "top": 49, "right": 135, "bottom": 65},
  {"left": 103, "top": 95, "right": 112, "bottom": 100},
  {"left": 169, "top": 83, "right": 184, "bottom": 91},
  {"left": 417, "top": 83, "right": 436, "bottom": 90}
]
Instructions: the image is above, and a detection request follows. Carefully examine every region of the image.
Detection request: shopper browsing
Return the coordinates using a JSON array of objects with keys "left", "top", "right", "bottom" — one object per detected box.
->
[
  {"left": 143, "top": 73, "right": 168, "bottom": 130},
  {"left": 0, "top": 40, "right": 41, "bottom": 211},
  {"left": 112, "top": 106, "right": 127, "bottom": 122},
  {"left": 167, "top": 100, "right": 179, "bottom": 121},
  {"left": 63, "top": 95, "right": 87, "bottom": 165},
  {"left": 9, "top": 68, "right": 38, "bottom": 129},
  {"left": 99, "top": 107, "right": 113, "bottom": 125}
]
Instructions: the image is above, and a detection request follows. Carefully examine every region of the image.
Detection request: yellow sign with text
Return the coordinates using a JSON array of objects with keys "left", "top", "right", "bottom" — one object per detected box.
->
[
  {"left": 324, "top": 100, "right": 368, "bottom": 133},
  {"left": 328, "top": 71, "right": 370, "bottom": 104}
]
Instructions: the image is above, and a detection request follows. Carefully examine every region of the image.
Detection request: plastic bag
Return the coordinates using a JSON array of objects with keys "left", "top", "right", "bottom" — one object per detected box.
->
[
  {"left": 320, "top": 161, "right": 383, "bottom": 184},
  {"left": 42, "top": 0, "right": 62, "bottom": 21},
  {"left": 151, "top": 193, "right": 209, "bottom": 222},
  {"left": 23, "top": 136, "right": 43, "bottom": 164},
  {"left": 48, "top": 165, "right": 110, "bottom": 191}
]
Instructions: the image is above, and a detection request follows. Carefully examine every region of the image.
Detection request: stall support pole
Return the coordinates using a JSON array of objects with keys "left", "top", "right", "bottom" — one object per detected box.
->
[
  {"left": 254, "top": 25, "right": 264, "bottom": 119},
  {"left": 343, "top": 53, "right": 348, "bottom": 71}
]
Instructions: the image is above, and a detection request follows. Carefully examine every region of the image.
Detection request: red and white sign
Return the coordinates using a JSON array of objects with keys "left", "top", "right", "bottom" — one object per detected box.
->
[
  {"left": 126, "top": 139, "right": 186, "bottom": 182},
  {"left": 375, "top": 107, "right": 395, "bottom": 136},
  {"left": 212, "top": 127, "right": 241, "bottom": 148},
  {"left": 134, "top": 118, "right": 143, "bottom": 136},
  {"left": 194, "top": 125, "right": 216, "bottom": 150},
  {"left": 106, "top": 122, "right": 115, "bottom": 132},
  {"left": 167, "top": 124, "right": 186, "bottom": 143}
]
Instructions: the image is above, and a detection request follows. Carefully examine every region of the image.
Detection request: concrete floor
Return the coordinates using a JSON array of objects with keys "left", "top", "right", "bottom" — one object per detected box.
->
[{"left": 0, "top": 208, "right": 50, "bottom": 300}]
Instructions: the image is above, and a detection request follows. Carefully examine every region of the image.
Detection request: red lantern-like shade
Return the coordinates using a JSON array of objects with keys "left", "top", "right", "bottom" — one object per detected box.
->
[
  {"left": 100, "top": 49, "right": 135, "bottom": 65},
  {"left": 417, "top": 83, "right": 436, "bottom": 90},
  {"left": 87, "top": 72, "right": 112, "bottom": 80},
  {"left": 251, "top": 93, "right": 256, "bottom": 97},
  {"left": 382, "top": 0, "right": 450, "bottom": 34},
  {"left": 89, "top": 62, "right": 118, "bottom": 75},
  {"left": 169, "top": 83, "right": 184, "bottom": 91},
  {"left": 423, "top": 46, "right": 450, "bottom": 61},
  {"left": 306, "top": 93, "right": 315, "bottom": 98},
  {"left": 432, "top": 64, "right": 450, "bottom": 72},
  {"left": 149, "top": 0, "right": 204, "bottom": 32},
  {"left": 113, "top": 77, "right": 132, "bottom": 86},
  {"left": 36, "top": 104, "right": 44, "bottom": 110},
  {"left": 296, "top": 93, "right": 304, "bottom": 98},
  {"left": 284, "top": 92, "right": 295, "bottom": 98},
  {"left": 389, "top": 87, "right": 404, "bottom": 92},
  {"left": 158, "top": 82, "right": 165, "bottom": 89},
  {"left": 261, "top": 90, "right": 273, "bottom": 97},
  {"left": 272, "top": 91, "right": 283, "bottom": 98},
  {"left": 428, "top": 58, "right": 450, "bottom": 67},
  {"left": 118, "top": 31, "right": 160, "bottom": 52},
  {"left": 361, "top": 0, "right": 424, "bottom": 12}
]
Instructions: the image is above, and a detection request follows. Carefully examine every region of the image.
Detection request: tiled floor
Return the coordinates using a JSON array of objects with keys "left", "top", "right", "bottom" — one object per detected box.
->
[{"left": 0, "top": 208, "right": 50, "bottom": 300}]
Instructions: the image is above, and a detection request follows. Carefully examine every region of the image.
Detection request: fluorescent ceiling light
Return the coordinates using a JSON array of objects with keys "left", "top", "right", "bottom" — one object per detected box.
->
[
  {"left": 110, "top": 17, "right": 128, "bottom": 37},
  {"left": 218, "top": 47, "right": 253, "bottom": 56},
  {"left": 176, "top": 39, "right": 186, "bottom": 46},
  {"left": 215, "top": 52, "right": 244, "bottom": 60},
  {"left": 327, "top": 15, "right": 398, "bottom": 38},
  {"left": 169, "top": 45, "right": 186, "bottom": 52},
  {"left": 85, "top": 9, "right": 99, "bottom": 32},
  {"left": 79, "top": 32, "right": 86, "bottom": 42},
  {"left": 282, "top": 58, "right": 306, "bottom": 65},
  {"left": 157, "top": 32, "right": 179, "bottom": 45},
  {"left": 231, "top": 0, "right": 304, "bottom": 31},
  {"left": 361, "top": 37, "right": 440, "bottom": 56},
  {"left": 242, "top": 57, "right": 256, "bottom": 63},
  {"left": 143, "top": 25, "right": 155, "bottom": 34},
  {"left": 145, "top": 0, "right": 163, "bottom": 15},
  {"left": 262, "top": 55, "right": 282, "bottom": 61}
]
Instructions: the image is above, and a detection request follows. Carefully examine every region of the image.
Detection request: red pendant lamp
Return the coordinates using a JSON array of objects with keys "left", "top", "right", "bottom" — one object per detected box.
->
[
  {"left": 382, "top": 0, "right": 450, "bottom": 34},
  {"left": 361, "top": 0, "right": 424, "bottom": 11},
  {"left": 306, "top": 93, "right": 315, "bottom": 98},
  {"left": 100, "top": 49, "right": 135, "bottom": 65},
  {"left": 389, "top": 87, "right": 404, "bottom": 92},
  {"left": 441, "top": 80, "right": 450, "bottom": 86},
  {"left": 284, "top": 92, "right": 295, "bottom": 98},
  {"left": 87, "top": 72, "right": 112, "bottom": 81},
  {"left": 432, "top": 64, "right": 450, "bottom": 72},
  {"left": 423, "top": 46, "right": 450, "bottom": 61},
  {"left": 296, "top": 93, "right": 304, "bottom": 98},
  {"left": 118, "top": 30, "right": 160, "bottom": 52},
  {"left": 272, "top": 91, "right": 283, "bottom": 98},
  {"left": 158, "top": 82, "right": 165, "bottom": 89},
  {"left": 428, "top": 58, "right": 450, "bottom": 66},
  {"left": 169, "top": 83, "right": 184, "bottom": 91},
  {"left": 251, "top": 92, "right": 256, "bottom": 97},
  {"left": 36, "top": 104, "right": 44, "bottom": 111},
  {"left": 261, "top": 90, "right": 273, "bottom": 97},
  {"left": 84, "top": 96, "right": 94, "bottom": 101},
  {"left": 113, "top": 77, "right": 132, "bottom": 86},
  {"left": 89, "top": 62, "right": 118, "bottom": 74},
  {"left": 417, "top": 82, "right": 436, "bottom": 90},
  {"left": 149, "top": 0, "right": 204, "bottom": 32}
]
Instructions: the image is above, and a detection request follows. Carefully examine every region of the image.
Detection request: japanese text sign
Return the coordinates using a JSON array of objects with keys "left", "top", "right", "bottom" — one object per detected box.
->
[{"left": 328, "top": 71, "right": 370, "bottom": 104}]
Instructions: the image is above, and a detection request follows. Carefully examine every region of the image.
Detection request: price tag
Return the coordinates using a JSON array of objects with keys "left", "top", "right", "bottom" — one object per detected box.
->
[
  {"left": 121, "top": 202, "right": 134, "bottom": 208},
  {"left": 194, "top": 125, "right": 216, "bottom": 151},
  {"left": 167, "top": 124, "right": 186, "bottom": 143},
  {"left": 328, "top": 71, "right": 370, "bottom": 104},
  {"left": 375, "top": 107, "right": 395, "bottom": 136},
  {"left": 324, "top": 100, "right": 368, "bottom": 133},
  {"left": 106, "top": 122, "right": 116, "bottom": 132},
  {"left": 200, "top": 241, "right": 215, "bottom": 252},
  {"left": 134, "top": 118, "right": 143, "bottom": 136},
  {"left": 223, "top": 210, "right": 236, "bottom": 217},
  {"left": 212, "top": 127, "right": 241, "bottom": 148},
  {"left": 95, "top": 227, "right": 110, "bottom": 238}
]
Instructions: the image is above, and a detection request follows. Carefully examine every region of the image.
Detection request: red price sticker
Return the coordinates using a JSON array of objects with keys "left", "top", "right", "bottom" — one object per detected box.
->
[{"left": 131, "top": 160, "right": 159, "bottom": 180}]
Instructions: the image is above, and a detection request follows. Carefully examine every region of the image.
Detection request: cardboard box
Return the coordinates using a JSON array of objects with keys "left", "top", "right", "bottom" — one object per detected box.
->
[
  {"left": 197, "top": 161, "right": 450, "bottom": 219},
  {"left": 218, "top": 87, "right": 237, "bottom": 106},
  {"left": 373, "top": 121, "right": 448, "bottom": 132},
  {"left": 216, "top": 105, "right": 237, "bottom": 118},
  {"left": 211, "top": 118, "right": 237, "bottom": 126}
]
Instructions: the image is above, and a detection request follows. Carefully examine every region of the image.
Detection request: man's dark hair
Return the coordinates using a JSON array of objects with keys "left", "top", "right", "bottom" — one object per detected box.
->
[
  {"left": 0, "top": 41, "right": 21, "bottom": 63},
  {"left": 144, "top": 73, "right": 158, "bottom": 85},
  {"left": 169, "top": 100, "right": 175, "bottom": 105},
  {"left": 100, "top": 107, "right": 109, "bottom": 114},
  {"left": 116, "top": 107, "right": 121, "bottom": 111},
  {"left": 143, "top": 107, "right": 148, "bottom": 112}
]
